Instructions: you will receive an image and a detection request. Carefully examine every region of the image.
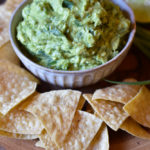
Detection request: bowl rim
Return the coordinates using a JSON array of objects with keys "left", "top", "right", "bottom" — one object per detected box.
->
[{"left": 9, "top": 0, "right": 136, "bottom": 75}]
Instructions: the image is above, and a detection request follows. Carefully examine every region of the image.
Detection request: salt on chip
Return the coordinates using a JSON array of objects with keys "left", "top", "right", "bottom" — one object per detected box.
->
[
  {"left": 0, "top": 130, "right": 38, "bottom": 140},
  {"left": 124, "top": 86, "right": 150, "bottom": 128},
  {"left": 39, "top": 110, "right": 103, "bottom": 150},
  {"left": 87, "top": 122, "right": 109, "bottom": 150},
  {"left": 23, "top": 90, "right": 81, "bottom": 146},
  {"left": 0, "top": 108, "right": 44, "bottom": 134},
  {"left": 0, "top": 59, "right": 39, "bottom": 83},
  {"left": 93, "top": 79, "right": 140, "bottom": 104},
  {"left": 0, "top": 67, "right": 37, "bottom": 115},
  {"left": 83, "top": 94, "right": 129, "bottom": 131},
  {"left": 0, "top": 42, "right": 20, "bottom": 65},
  {"left": 120, "top": 117, "right": 150, "bottom": 140}
]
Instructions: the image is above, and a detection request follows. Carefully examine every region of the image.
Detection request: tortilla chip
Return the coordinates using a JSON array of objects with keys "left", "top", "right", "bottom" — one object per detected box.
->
[
  {"left": 0, "top": 113, "right": 3, "bottom": 117},
  {"left": 87, "top": 123, "right": 109, "bottom": 150},
  {"left": 0, "top": 108, "right": 44, "bottom": 134},
  {"left": 120, "top": 117, "right": 150, "bottom": 140},
  {"left": 35, "top": 140, "right": 45, "bottom": 148},
  {"left": 18, "top": 92, "right": 39, "bottom": 110},
  {"left": 0, "top": 8, "right": 11, "bottom": 47},
  {"left": 0, "top": 59, "right": 39, "bottom": 83},
  {"left": 38, "top": 130, "right": 54, "bottom": 149},
  {"left": 0, "top": 130, "right": 38, "bottom": 140},
  {"left": 0, "top": 67, "right": 37, "bottom": 115},
  {"left": 18, "top": 92, "right": 39, "bottom": 108},
  {"left": 5, "top": 0, "right": 23, "bottom": 12},
  {"left": 39, "top": 110, "right": 102, "bottom": 150},
  {"left": 77, "top": 95, "right": 85, "bottom": 110},
  {"left": 0, "top": 0, "right": 24, "bottom": 47},
  {"left": 0, "top": 42, "right": 20, "bottom": 65},
  {"left": 83, "top": 94, "right": 129, "bottom": 131},
  {"left": 23, "top": 90, "right": 81, "bottom": 146},
  {"left": 124, "top": 86, "right": 150, "bottom": 128},
  {"left": 93, "top": 79, "right": 140, "bottom": 104},
  {"left": 0, "top": 0, "right": 23, "bottom": 47}
]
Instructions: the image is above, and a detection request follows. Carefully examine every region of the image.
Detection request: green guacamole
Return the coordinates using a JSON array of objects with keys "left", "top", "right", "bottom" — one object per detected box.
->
[{"left": 17, "top": 0, "right": 130, "bottom": 71}]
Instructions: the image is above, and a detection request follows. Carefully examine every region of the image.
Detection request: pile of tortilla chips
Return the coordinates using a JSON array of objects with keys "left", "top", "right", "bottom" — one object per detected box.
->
[
  {"left": 84, "top": 81, "right": 150, "bottom": 141},
  {"left": 0, "top": 60, "right": 109, "bottom": 149},
  {"left": 1, "top": 61, "right": 150, "bottom": 150},
  {"left": 0, "top": 59, "right": 150, "bottom": 150},
  {"left": 1, "top": 0, "right": 150, "bottom": 150}
]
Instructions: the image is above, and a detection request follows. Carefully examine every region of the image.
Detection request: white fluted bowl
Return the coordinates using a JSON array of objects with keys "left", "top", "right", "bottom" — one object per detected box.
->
[{"left": 9, "top": 0, "right": 136, "bottom": 88}]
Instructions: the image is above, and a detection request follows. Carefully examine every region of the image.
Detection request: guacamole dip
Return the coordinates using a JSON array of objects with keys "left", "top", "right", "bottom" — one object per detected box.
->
[{"left": 17, "top": 0, "right": 130, "bottom": 71}]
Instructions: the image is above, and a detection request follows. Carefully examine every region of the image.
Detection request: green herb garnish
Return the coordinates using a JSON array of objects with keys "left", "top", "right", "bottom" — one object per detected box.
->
[{"left": 104, "top": 79, "right": 150, "bottom": 85}]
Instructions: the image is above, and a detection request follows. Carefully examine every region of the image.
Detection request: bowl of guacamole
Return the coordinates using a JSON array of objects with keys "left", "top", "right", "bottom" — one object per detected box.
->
[{"left": 10, "top": 0, "right": 136, "bottom": 87}]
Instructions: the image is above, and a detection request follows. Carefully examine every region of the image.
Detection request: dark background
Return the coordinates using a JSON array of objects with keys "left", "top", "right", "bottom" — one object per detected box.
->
[{"left": 0, "top": 0, "right": 6, "bottom": 4}]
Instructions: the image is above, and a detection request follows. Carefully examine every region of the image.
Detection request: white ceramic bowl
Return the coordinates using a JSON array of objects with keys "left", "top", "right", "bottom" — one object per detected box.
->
[{"left": 9, "top": 0, "right": 136, "bottom": 88}]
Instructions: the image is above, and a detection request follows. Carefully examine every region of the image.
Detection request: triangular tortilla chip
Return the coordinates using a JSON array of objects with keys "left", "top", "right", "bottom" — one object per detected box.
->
[
  {"left": 0, "top": 108, "right": 44, "bottom": 134},
  {"left": 0, "top": 59, "right": 39, "bottom": 83},
  {"left": 120, "top": 117, "right": 150, "bottom": 140},
  {"left": 0, "top": 42, "right": 20, "bottom": 65},
  {"left": 0, "top": 130, "right": 38, "bottom": 140},
  {"left": 0, "top": 67, "right": 37, "bottom": 115},
  {"left": 87, "top": 122, "right": 109, "bottom": 150},
  {"left": 83, "top": 94, "right": 129, "bottom": 131},
  {"left": 23, "top": 90, "right": 81, "bottom": 146},
  {"left": 124, "top": 86, "right": 150, "bottom": 128},
  {"left": 18, "top": 92, "right": 39, "bottom": 110},
  {"left": 39, "top": 110, "right": 102, "bottom": 150},
  {"left": 93, "top": 79, "right": 140, "bottom": 104},
  {"left": 0, "top": 0, "right": 23, "bottom": 47},
  {"left": 0, "top": 8, "right": 11, "bottom": 47}
]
